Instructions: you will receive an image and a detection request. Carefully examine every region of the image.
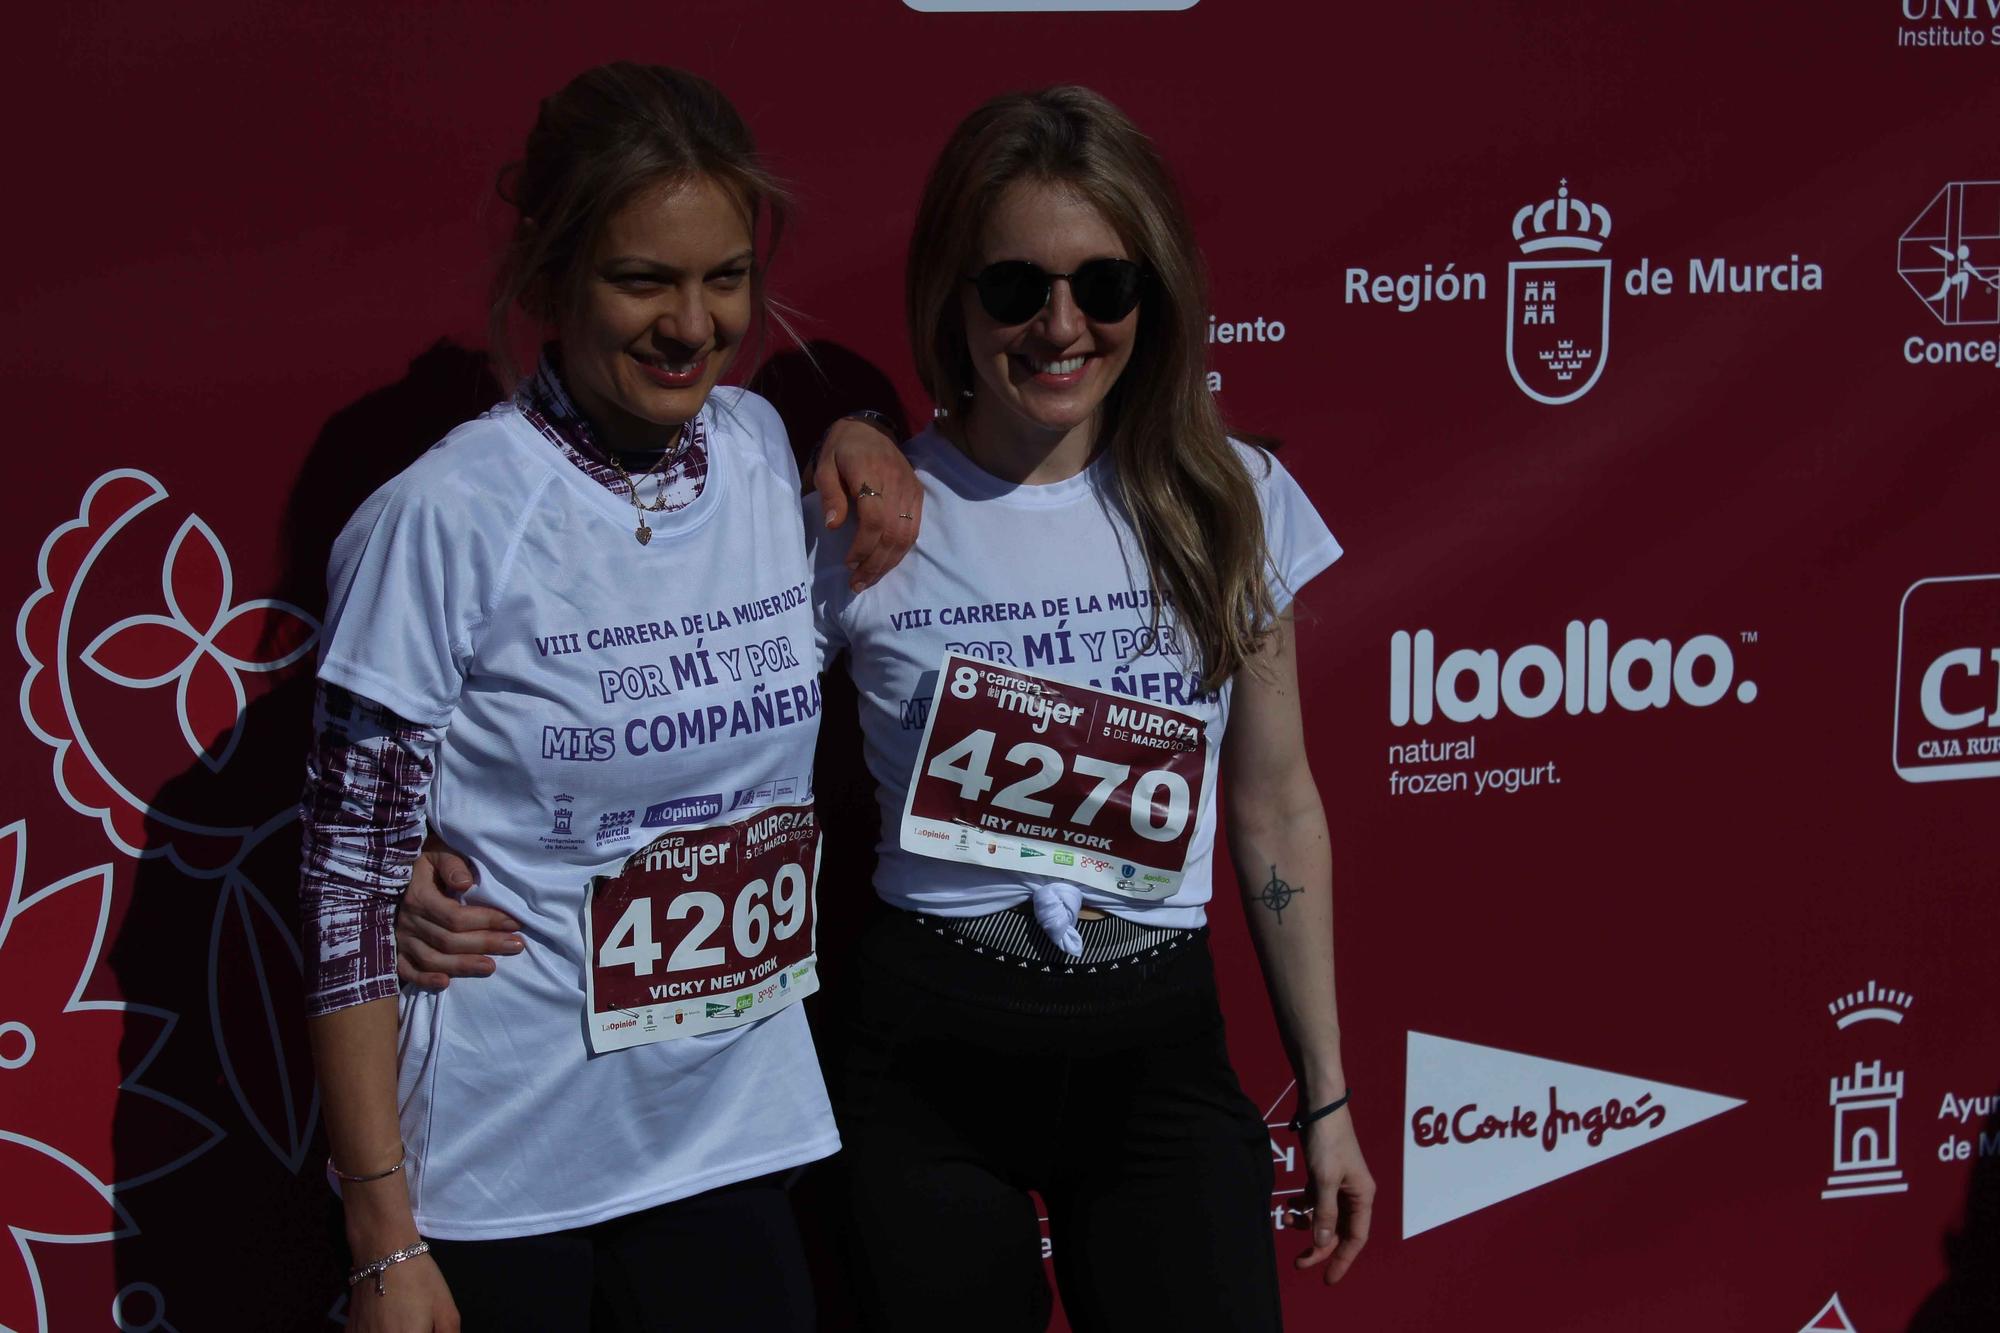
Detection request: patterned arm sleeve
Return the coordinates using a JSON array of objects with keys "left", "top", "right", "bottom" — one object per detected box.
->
[{"left": 299, "top": 681, "right": 439, "bottom": 1017}]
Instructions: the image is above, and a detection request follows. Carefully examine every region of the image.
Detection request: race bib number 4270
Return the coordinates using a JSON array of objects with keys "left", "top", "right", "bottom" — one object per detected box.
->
[
  {"left": 901, "top": 655, "right": 1208, "bottom": 900},
  {"left": 584, "top": 804, "right": 819, "bottom": 1053}
]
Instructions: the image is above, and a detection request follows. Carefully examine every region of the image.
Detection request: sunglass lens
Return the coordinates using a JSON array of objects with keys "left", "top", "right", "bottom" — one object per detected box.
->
[
  {"left": 1071, "top": 260, "right": 1144, "bottom": 322},
  {"left": 975, "top": 262, "right": 1049, "bottom": 324}
]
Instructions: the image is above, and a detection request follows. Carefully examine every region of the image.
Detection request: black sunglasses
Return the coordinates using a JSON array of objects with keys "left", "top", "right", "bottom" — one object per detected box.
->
[{"left": 967, "top": 258, "right": 1148, "bottom": 325}]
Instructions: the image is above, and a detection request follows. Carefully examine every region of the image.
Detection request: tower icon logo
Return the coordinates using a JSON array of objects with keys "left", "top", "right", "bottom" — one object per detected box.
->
[
  {"left": 1822, "top": 1060, "right": 1910, "bottom": 1200},
  {"left": 1505, "top": 181, "right": 1614, "bottom": 405}
]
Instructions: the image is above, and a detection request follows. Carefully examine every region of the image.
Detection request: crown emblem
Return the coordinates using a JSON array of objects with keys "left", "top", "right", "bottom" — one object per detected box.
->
[
  {"left": 1512, "top": 179, "right": 1613, "bottom": 254},
  {"left": 1827, "top": 980, "right": 1914, "bottom": 1028}
]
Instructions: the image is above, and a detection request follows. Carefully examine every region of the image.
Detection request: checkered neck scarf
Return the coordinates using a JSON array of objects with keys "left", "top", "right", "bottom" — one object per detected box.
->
[{"left": 515, "top": 349, "right": 709, "bottom": 507}]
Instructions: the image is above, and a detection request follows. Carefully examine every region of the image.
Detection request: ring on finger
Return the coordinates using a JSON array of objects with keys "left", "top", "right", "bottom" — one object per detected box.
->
[{"left": 856, "top": 484, "right": 884, "bottom": 499}]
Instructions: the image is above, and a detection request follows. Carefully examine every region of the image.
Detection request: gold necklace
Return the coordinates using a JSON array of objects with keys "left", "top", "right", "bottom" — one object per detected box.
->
[{"left": 604, "top": 435, "right": 691, "bottom": 545}]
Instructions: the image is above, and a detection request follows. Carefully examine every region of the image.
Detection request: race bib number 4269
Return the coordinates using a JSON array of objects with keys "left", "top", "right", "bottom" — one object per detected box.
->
[
  {"left": 901, "top": 655, "right": 1208, "bottom": 900},
  {"left": 584, "top": 804, "right": 819, "bottom": 1053}
]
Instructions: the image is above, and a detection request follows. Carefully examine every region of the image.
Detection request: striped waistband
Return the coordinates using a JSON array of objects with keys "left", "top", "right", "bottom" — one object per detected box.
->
[{"left": 910, "top": 902, "right": 1201, "bottom": 972}]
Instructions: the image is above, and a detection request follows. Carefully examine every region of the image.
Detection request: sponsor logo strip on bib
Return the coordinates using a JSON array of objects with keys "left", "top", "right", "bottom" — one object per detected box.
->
[
  {"left": 584, "top": 803, "right": 820, "bottom": 1053},
  {"left": 901, "top": 654, "right": 1206, "bottom": 900}
]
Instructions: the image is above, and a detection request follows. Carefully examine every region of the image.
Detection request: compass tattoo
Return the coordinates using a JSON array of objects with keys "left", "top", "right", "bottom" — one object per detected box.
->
[{"left": 1257, "top": 865, "right": 1304, "bottom": 923}]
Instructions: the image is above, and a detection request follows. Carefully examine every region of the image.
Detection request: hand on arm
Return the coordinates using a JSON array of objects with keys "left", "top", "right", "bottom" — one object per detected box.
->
[
  {"left": 395, "top": 837, "right": 522, "bottom": 990},
  {"left": 1220, "top": 609, "right": 1374, "bottom": 1284},
  {"left": 811, "top": 415, "right": 923, "bottom": 592}
]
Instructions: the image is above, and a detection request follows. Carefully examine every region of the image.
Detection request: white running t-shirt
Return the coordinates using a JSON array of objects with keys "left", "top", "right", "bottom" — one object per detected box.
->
[
  {"left": 319, "top": 388, "right": 838, "bottom": 1240},
  {"left": 812, "top": 427, "right": 1340, "bottom": 948}
]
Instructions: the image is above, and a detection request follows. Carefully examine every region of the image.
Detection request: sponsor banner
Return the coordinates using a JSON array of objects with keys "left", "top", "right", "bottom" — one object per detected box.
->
[
  {"left": 641, "top": 792, "right": 726, "bottom": 828},
  {"left": 900, "top": 654, "right": 1206, "bottom": 899},
  {"left": 905, "top": 0, "right": 1197, "bottom": 9},
  {"left": 1892, "top": 575, "right": 2000, "bottom": 782},
  {"left": 1403, "top": 1032, "right": 1744, "bottom": 1238},
  {"left": 584, "top": 804, "right": 820, "bottom": 1052}
]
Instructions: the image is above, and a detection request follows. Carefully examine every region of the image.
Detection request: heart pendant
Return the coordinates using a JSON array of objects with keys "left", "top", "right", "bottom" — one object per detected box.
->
[{"left": 635, "top": 524, "right": 652, "bottom": 546}]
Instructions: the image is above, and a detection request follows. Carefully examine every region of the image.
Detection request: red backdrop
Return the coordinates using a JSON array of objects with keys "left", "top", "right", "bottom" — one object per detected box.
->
[{"left": 2, "top": 3, "right": 1996, "bottom": 1330}]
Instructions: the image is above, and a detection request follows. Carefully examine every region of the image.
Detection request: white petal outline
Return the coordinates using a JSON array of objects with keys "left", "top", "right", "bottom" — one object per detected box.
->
[
  {"left": 0, "top": 822, "right": 226, "bottom": 1192},
  {"left": 208, "top": 871, "right": 318, "bottom": 1174},
  {"left": 208, "top": 598, "right": 319, "bottom": 675},
  {"left": 158, "top": 517, "right": 231, "bottom": 641},
  {"left": 15, "top": 472, "right": 312, "bottom": 876},
  {"left": 78, "top": 615, "right": 198, "bottom": 691},
  {"left": 2, "top": 1130, "right": 138, "bottom": 1333},
  {"left": 173, "top": 655, "right": 248, "bottom": 775}
]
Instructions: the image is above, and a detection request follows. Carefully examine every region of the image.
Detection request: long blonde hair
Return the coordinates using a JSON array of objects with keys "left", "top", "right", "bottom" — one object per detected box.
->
[{"left": 906, "top": 87, "right": 1277, "bottom": 692}]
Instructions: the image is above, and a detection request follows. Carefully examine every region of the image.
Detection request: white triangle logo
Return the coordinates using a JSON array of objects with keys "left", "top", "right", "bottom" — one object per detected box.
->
[
  {"left": 1402, "top": 1032, "right": 1745, "bottom": 1238},
  {"left": 1798, "top": 1293, "right": 1858, "bottom": 1333}
]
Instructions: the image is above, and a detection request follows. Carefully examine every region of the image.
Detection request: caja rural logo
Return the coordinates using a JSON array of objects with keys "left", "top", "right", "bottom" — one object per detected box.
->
[
  {"left": 1347, "top": 179, "right": 1824, "bottom": 404},
  {"left": 1893, "top": 574, "right": 2000, "bottom": 782}
]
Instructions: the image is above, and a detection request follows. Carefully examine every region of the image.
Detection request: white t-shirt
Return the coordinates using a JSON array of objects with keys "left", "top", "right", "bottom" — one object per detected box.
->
[
  {"left": 319, "top": 388, "right": 839, "bottom": 1240},
  {"left": 813, "top": 426, "right": 1340, "bottom": 947}
]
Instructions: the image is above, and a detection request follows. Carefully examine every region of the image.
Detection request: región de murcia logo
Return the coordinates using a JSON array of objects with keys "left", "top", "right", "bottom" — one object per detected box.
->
[
  {"left": 1506, "top": 180, "right": 1614, "bottom": 404},
  {"left": 1344, "top": 178, "right": 1824, "bottom": 405}
]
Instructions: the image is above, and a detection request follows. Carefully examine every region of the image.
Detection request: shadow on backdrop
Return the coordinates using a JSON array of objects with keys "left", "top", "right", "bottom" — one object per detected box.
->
[
  {"left": 751, "top": 337, "right": 910, "bottom": 1330},
  {"left": 109, "top": 340, "right": 499, "bottom": 1329},
  {"left": 104, "top": 337, "right": 906, "bottom": 1327},
  {"left": 1907, "top": 1094, "right": 2000, "bottom": 1332}
]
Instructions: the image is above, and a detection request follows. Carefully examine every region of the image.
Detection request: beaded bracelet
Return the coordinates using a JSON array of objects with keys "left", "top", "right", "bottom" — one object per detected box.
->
[
  {"left": 349, "top": 1240, "right": 431, "bottom": 1296},
  {"left": 1288, "top": 1088, "right": 1352, "bottom": 1132}
]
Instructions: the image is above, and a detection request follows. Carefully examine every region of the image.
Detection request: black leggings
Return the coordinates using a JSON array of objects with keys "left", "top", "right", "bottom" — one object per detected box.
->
[
  {"left": 833, "top": 909, "right": 1281, "bottom": 1332},
  {"left": 425, "top": 1176, "right": 814, "bottom": 1332}
]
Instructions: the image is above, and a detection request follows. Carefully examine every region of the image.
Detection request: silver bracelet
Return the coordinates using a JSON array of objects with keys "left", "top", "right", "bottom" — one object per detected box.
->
[
  {"left": 328, "top": 1147, "right": 406, "bottom": 1183},
  {"left": 348, "top": 1240, "right": 431, "bottom": 1296}
]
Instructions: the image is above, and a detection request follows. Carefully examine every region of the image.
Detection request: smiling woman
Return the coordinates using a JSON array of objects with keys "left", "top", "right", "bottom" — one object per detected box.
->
[
  {"left": 298, "top": 63, "right": 918, "bottom": 1333},
  {"left": 560, "top": 175, "right": 759, "bottom": 451}
]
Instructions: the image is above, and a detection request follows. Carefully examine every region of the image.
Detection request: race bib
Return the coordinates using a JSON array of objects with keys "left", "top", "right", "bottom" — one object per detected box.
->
[
  {"left": 584, "top": 804, "right": 820, "bottom": 1053},
  {"left": 901, "top": 655, "right": 1208, "bottom": 900}
]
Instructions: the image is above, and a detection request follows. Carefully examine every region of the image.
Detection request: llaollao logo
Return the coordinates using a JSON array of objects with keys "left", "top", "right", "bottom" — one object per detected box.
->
[{"left": 1390, "top": 619, "right": 1757, "bottom": 727}]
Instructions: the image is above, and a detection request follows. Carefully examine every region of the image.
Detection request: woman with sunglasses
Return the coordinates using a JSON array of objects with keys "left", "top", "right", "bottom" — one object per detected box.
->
[
  {"left": 301, "top": 64, "right": 919, "bottom": 1333},
  {"left": 396, "top": 84, "right": 1372, "bottom": 1329},
  {"left": 826, "top": 86, "right": 1371, "bottom": 1328}
]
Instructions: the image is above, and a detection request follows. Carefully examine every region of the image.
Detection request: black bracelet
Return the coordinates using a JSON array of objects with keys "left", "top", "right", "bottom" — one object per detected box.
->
[
  {"left": 809, "top": 410, "right": 901, "bottom": 470},
  {"left": 1288, "top": 1088, "right": 1351, "bottom": 1131}
]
